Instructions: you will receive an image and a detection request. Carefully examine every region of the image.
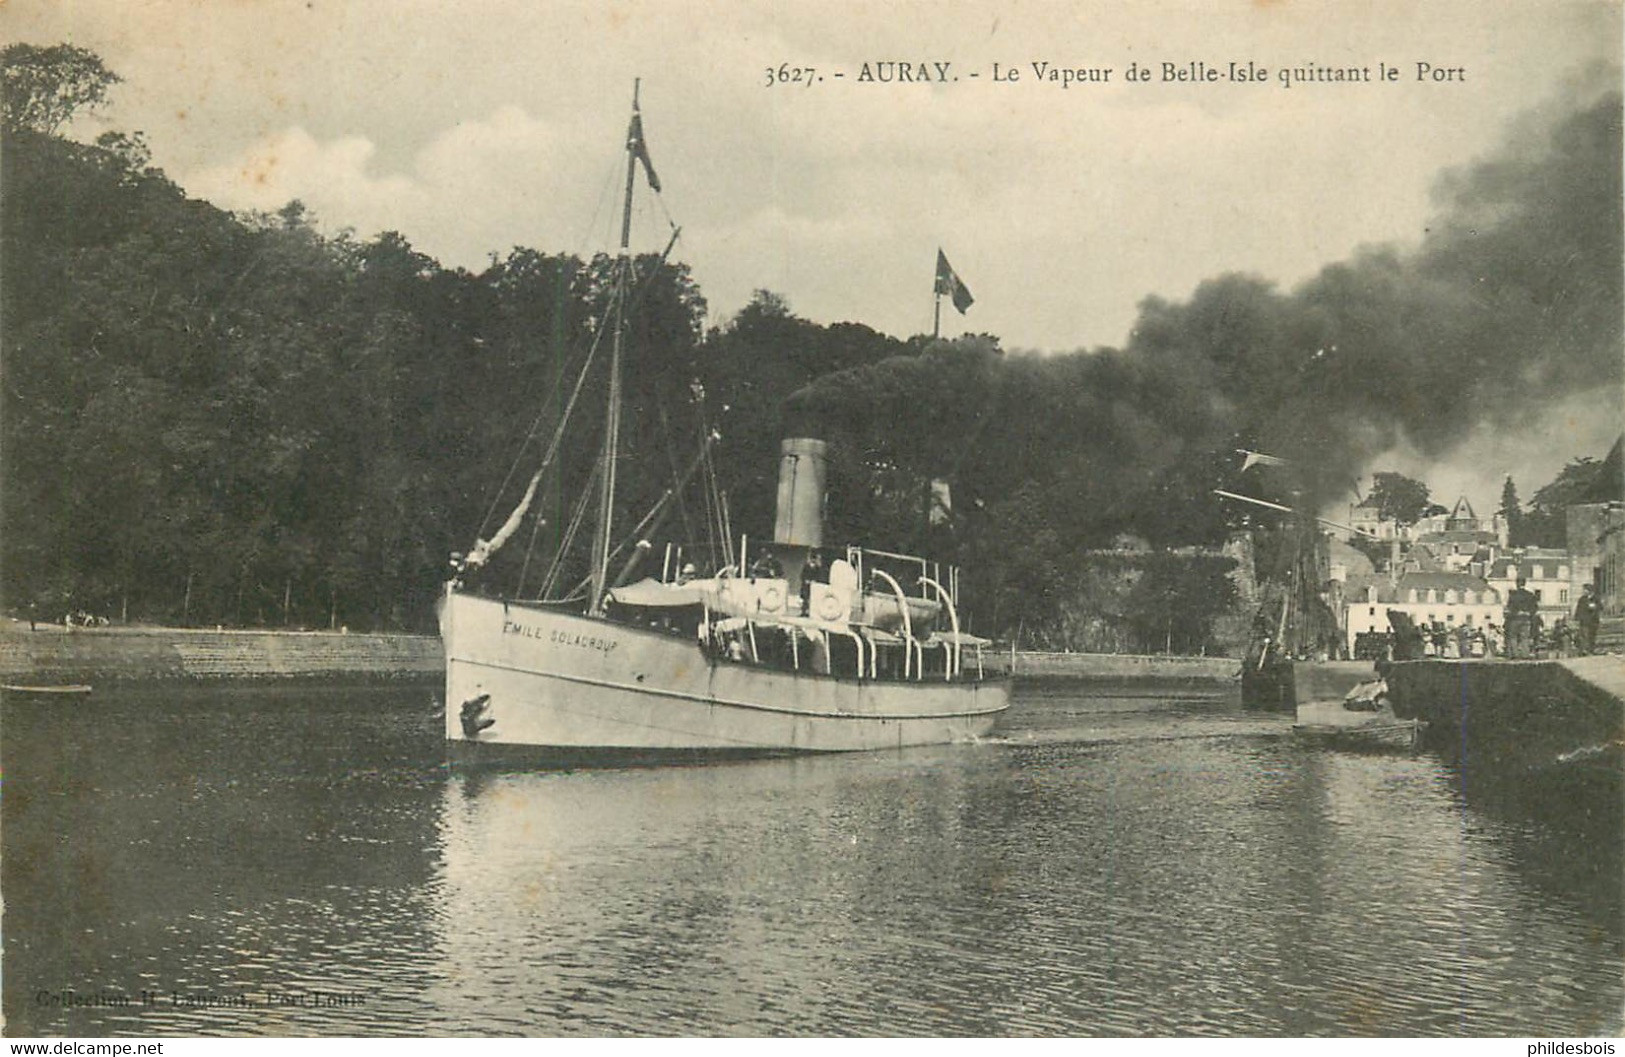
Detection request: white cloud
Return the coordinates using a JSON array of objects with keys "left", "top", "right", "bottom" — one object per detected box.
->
[
  {"left": 17, "top": 0, "right": 1606, "bottom": 351},
  {"left": 186, "top": 127, "right": 424, "bottom": 227},
  {"left": 181, "top": 105, "right": 589, "bottom": 264}
]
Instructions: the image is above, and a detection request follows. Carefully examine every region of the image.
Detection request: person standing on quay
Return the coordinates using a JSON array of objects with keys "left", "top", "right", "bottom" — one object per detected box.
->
[
  {"left": 1504, "top": 577, "right": 1540, "bottom": 659},
  {"left": 1574, "top": 582, "right": 1601, "bottom": 655}
]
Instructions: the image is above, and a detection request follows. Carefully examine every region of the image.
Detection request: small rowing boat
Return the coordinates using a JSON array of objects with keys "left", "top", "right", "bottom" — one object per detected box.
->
[
  {"left": 1, "top": 684, "right": 93, "bottom": 696},
  {"left": 1293, "top": 685, "right": 1424, "bottom": 752}
]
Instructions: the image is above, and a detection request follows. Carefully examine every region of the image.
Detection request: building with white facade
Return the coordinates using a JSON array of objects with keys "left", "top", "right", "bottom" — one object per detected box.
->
[
  {"left": 1342, "top": 570, "right": 1502, "bottom": 655},
  {"left": 1486, "top": 549, "right": 1573, "bottom": 623}
]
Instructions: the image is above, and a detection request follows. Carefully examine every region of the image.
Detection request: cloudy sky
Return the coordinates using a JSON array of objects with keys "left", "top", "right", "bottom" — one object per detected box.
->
[{"left": 6, "top": 0, "right": 1621, "bottom": 506}]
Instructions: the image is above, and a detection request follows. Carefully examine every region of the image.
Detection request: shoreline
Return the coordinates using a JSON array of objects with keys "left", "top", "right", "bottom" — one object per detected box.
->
[{"left": 2, "top": 622, "right": 1244, "bottom": 687}]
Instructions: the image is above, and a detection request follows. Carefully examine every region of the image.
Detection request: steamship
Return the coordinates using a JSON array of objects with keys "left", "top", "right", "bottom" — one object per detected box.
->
[{"left": 436, "top": 86, "right": 1010, "bottom": 756}]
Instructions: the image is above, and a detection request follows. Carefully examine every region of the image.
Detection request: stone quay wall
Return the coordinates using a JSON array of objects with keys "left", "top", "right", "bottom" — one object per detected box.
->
[
  {"left": 1385, "top": 656, "right": 1624, "bottom": 771},
  {"left": 0, "top": 624, "right": 442, "bottom": 684},
  {"left": 2, "top": 624, "right": 1249, "bottom": 687},
  {"left": 985, "top": 650, "right": 1240, "bottom": 683}
]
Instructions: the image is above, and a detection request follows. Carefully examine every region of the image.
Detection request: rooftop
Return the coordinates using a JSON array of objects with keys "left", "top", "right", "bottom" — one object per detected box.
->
[
  {"left": 1344, "top": 569, "right": 1499, "bottom": 605},
  {"left": 1415, "top": 529, "right": 1498, "bottom": 545},
  {"left": 1488, "top": 555, "right": 1570, "bottom": 578}
]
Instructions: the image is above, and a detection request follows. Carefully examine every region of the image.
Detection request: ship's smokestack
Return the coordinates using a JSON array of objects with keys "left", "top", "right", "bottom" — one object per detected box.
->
[{"left": 774, "top": 438, "right": 827, "bottom": 547}]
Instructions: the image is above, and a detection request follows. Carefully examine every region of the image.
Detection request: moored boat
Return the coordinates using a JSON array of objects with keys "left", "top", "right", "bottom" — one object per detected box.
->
[
  {"left": 1292, "top": 709, "right": 1425, "bottom": 752},
  {"left": 1, "top": 684, "right": 93, "bottom": 696},
  {"left": 1292, "top": 682, "right": 1424, "bottom": 751},
  {"left": 437, "top": 86, "right": 1009, "bottom": 757}
]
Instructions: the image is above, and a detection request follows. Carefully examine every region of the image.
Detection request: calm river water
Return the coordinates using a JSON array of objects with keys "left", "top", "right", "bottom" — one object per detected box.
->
[{"left": 3, "top": 681, "right": 1620, "bottom": 1037}]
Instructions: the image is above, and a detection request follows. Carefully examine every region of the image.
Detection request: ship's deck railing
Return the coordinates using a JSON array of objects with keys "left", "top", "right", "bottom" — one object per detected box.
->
[
  {"left": 643, "top": 535, "right": 986, "bottom": 682},
  {"left": 701, "top": 607, "right": 991, "bottom": 684}
]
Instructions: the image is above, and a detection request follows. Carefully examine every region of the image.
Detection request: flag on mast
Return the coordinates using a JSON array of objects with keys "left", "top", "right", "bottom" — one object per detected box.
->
[
  {"left": 627, "top": 110, "right": 662, "bottom": 193},
  {"left": 935, "top": 249, "right": 974, "bottom": 314}
]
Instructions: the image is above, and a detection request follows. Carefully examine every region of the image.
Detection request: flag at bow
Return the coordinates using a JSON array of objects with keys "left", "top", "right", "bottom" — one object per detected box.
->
[
  {"left": 935, "top": 249, "right": 974, "bottom": 314},
  {"left": 627, "top": 109, "right": 662, "bottom": 193},
  {"left": 1237, "top": 448, "right": 1287, "bottom": 473}
]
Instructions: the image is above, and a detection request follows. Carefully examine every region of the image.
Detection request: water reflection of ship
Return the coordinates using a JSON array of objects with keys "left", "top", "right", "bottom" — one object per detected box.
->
[
  {"left": 432, "top": 733, "right": 1624, "bottom": 1034},
  {"left": 428, "top": 752, "right": 991, "bottom": 1033}
]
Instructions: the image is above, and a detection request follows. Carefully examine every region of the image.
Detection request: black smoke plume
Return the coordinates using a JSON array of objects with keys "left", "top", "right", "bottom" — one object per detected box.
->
[{"left": 787, "top": 80, "right": 1622, "bottom": 544}]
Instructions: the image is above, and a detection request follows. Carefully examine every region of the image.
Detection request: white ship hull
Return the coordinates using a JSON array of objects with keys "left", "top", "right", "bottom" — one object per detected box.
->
[{"left": 438, "top": 590, "right": 1010, "bottom": 754}]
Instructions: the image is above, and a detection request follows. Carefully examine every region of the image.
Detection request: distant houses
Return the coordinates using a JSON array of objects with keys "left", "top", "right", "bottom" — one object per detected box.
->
[
  {"left": 1345, "top": 494, "right": 1508, "bottom": 547},
  {"left": 1347, "top": 498, "right": 1405, "bottom": 542},
  {"left": 1326, "top": 439, "right": 1622, "bottom": 656},
  {"left": 1332, "top": 494, "right": 1573, "bottom": 655},
  {"left": 1333, "top": 529, "right": 1501, "bottom": 655},
  {"left": 1416, "top": 495, "right": 1510, "bottom": 549},
  {"left": 1345, "top": 494, "right": 1508, "bottom": 548}
]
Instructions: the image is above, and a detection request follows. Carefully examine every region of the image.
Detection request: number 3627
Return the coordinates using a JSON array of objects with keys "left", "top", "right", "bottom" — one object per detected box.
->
[{"left": 765, "top": 64, "right": 818, "bottom": 87}]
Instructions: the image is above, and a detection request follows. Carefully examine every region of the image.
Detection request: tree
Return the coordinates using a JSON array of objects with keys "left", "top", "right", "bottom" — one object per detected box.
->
[
  {"left": 2, "top": 43, "right": 120, "bottom": 135},
  {"left": 1123, "top": 552, "right": 1239, "bottom": 654},
  {"left": 740, "top": 288, "right": 792, "bottom": 320},
  {"left": 1367, "top": 471, "right": 1433, "bottom": 526},
  {"left": 1499, "top": 475, "right": 1524, "bottom": 544},
  {"left": 1522, "top": 457, "right": 1603, "bottom": 548},
  {"left": 697, "top": 293, "right": 908, "bottom": 543}
]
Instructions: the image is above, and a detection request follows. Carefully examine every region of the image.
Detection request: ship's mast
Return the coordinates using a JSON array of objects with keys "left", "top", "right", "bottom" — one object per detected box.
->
[
  {"left": 588, "top": 81, "right": 643, "bottom": 616},
  {"left": 585, "top": 271, "right": 625, "bottom": 615}
]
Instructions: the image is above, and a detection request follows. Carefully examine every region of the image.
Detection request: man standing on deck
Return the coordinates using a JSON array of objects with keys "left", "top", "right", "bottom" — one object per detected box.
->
[
  {"left": 1574, "top": 582, "right": 1601, "bottom": 655},
  {"left": 1504, "top": 576, "right": 1539, "bottom": 659},
  {"left": 799, "top": 550, "right": 825, "bottom": 617}
]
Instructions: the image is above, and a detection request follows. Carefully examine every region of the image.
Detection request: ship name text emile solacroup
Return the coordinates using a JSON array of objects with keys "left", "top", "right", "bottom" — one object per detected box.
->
[{"left": 501, "top": 619, "right": 622, "bottom": 655}]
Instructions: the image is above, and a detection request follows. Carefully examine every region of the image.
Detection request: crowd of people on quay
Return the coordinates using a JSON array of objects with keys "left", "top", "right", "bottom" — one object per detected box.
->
[
  {"left": 1501, "top": 576, "right": 1603, "bottom": 658},
  {"left": 1355, "top": 577, "right": 1605, "bottom": 662}
]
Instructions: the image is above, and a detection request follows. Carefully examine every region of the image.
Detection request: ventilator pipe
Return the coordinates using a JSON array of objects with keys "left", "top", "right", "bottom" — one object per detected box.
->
[
  {"left": 868, "top": 568, "right": 920, "bottom": 680},
  {"left": 612, "top": 539, "right": 654, "bottom": 589},
  {"left": 836, "top": 627, "right": 866, "bottom": 679},
  {"left": 919, "top": 575, "right": 959, "bottom": 679}
]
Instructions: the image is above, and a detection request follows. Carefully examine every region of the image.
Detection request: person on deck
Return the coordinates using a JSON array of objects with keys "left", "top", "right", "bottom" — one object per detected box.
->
[{"left": 799, "top": 551, "right": 826, "bottom": 615}]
